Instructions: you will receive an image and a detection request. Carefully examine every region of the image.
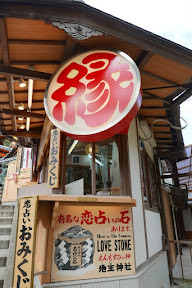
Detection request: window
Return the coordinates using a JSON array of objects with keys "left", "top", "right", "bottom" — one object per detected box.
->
[
  {"left": 140, "top": 149, "right": 159, "bottom": 209},
  {"left": 65, "top": 137, "right": 121, "bottom": 196},
  {"left": 140, "top": 152, "right": 149, "bottom": 205}
]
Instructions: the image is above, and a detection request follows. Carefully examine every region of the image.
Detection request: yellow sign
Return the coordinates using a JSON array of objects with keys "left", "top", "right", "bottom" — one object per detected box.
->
[
  {"left": 51, "top": 203, "right": 135, "bottom": 282},
  {"left": 47, "top": 129, "right": 61, "bottom": 188},
  {"left": 13, "top": 197, "right": 37, "bottom": 288}
]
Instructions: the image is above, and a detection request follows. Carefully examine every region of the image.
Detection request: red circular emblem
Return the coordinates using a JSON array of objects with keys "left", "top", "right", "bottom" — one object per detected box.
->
[{"left": 44, "top": 50, "right": 141, "bottom": 141}]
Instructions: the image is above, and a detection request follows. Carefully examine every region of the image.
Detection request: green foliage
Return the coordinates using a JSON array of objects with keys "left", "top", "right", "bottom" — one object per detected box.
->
[{"left": 2, "top": 138, "right": 10, "bottom": 147}]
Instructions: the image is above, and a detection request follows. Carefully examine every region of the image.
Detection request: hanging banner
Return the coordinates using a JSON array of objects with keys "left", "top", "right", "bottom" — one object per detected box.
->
[
  {"left": 13, "top": 197, "right": 37, "bottom": 288},
  {"left": 45, "top": 50, "right": 141, "bottom": 142},
  {"left": 51, "top": 203, "right": 135, "bottom": 282},
  {"left": 47, "top": 128, "right": 61, "bottom": 188}
]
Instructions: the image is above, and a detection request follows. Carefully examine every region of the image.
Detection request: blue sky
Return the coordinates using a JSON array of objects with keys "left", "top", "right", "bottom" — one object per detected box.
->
[{"left": 85, "top": 0, "right": 192, "bottom": 145}]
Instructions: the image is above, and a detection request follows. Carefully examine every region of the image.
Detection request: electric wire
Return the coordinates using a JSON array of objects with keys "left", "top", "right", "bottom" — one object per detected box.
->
[{"left": 139, "top": 117, "right": 188, "bottom": 141}]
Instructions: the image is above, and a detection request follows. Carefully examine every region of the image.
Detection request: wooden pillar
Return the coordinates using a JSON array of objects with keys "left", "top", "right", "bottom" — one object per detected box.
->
[
  {"left": 91, "top": 142, "right": 96, "bottom": 195},
  {"left": 41, "top": 228, "right": 54, "bottom": 283},
  {"left": 117, "top": 134, "right": 132, "bottom": 197},
  {"left": 169, "top": 156, "right": 180, "bottom": 187},
  {"left": 53, "top": 132, "right": 67, "bottom": 194},
  {"left": 154, "top": 154, "right": 173, "bottom": 283}
]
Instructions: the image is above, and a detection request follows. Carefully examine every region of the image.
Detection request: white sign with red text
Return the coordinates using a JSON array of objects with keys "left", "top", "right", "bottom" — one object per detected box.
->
[{"left": 45, "top": 50, "right": 141, "bottom": 142}]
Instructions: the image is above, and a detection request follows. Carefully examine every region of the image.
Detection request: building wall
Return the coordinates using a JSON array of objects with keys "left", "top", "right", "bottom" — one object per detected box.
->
[
  {"left": 129, "top": 118, "right": 163, "bottom": 262},
  {"left": 128, "top": 119, "right": 147, "bottom": 267},
  {"left": 43, "top": 252, "right": 170, "bottom": 288},
  {"left": 183, "top": 208, "right": 192, "bottom": 231},
  {"left": 145, "top": 210, "right": 163, "bottom": 258},
  {"left": 9, "top": 117, "right": 169, "bottom": 288},
  {"left": 136, "top": 118, "right": 154, "bottom": 162}
]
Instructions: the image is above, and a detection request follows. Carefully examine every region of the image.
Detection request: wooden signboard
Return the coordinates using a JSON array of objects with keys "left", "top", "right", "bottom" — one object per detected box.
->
[
  {"left": 7, "top": 160, "right": 17, "bottom": 180},
  {"left": 47, "top": 129, "right": 60, "bottom": 188},
  {"left": 51, "top": 202, "right": 135, "bottom": 282},
  {"left": 13, "top": 197, "right": 37, "bottom": 288}
]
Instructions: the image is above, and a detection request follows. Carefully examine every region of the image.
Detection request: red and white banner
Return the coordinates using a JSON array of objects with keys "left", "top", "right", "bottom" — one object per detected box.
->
[{"left": 45, "top": 50, "right": 141, "bottom": 141}]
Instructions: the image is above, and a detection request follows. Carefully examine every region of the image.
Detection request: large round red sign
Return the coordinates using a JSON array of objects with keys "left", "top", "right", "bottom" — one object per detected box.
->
[{"left": 44, "top": 50, "right": 141, "bottom": 141}]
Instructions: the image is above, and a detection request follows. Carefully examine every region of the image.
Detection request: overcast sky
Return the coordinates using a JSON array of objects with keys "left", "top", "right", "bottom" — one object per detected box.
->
[
  {"left": 85, "top": 0, "right": 192, "bottom": 146},
  {"left": 85, "top": 0, "right": 192, "bottom": 50}
]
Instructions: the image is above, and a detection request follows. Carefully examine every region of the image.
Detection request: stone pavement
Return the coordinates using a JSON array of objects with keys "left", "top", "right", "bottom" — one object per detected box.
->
[
  {"left": 173, "top": 247, "right": 192, "bottom": 280},
  {"left": 171, "top": 246, "right": 192, "bottom": 287},
  {"left": 171, "top": 279, "right": 192, "bottom": 287}
]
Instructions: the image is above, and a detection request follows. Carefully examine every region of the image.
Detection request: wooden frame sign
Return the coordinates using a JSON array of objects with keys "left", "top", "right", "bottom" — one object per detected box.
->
[
  {"left": 13, "top": 197, "right": 37, "bottom": 288},
  {"left": 51, "top": 202, "right": 135, "bottom": 282},
  {"left": 47, "top": 128, "right": 61, "bottom": 188}
]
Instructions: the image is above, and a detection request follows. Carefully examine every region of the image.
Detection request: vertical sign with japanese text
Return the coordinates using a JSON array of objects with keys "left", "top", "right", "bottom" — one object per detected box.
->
[
  {"left": 51, "top": 203, "right": 135, "bottom": 282},
  {"left": 48, "top": 128, "right": 61, "bottom": 188},
  {"left": 13, "top": 197, "right": 37, "bottom": 288}
]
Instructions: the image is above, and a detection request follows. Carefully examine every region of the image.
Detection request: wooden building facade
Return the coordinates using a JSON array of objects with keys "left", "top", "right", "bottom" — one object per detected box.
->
[{"left": 0, "top": 1, "right": 192, "bottom": 287}]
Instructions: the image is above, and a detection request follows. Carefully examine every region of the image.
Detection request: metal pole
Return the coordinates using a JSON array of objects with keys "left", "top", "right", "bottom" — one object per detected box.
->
[
  {"left": 179, "top": 244, "right": 184, "bottom": 279},
  {"left": 172, "top": 206, "right": 179, "bottom": 252}
]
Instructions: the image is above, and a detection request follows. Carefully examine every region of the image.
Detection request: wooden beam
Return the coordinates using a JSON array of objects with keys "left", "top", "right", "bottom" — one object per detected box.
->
[
  {"left": 172, "top": 88, "right": 192, "bottom": 106},
  {"left": 4, "top": 126, "right": 42, "bottom": 132},
  {"left": 0, "top": 89, "right": 45, "bottom": 95},
  {"left": 140, "top": 116, "right": 169, "bottom": 119},
  {"left": 156, "top": 138, "right": 174, "bottom": 141},
  {"left": 0, "top": 117, "right": 11, "bottom": 120},
  {"left": 10, "top": 60, "right": 60, "bottom": 65},
  {"left": 1, "top": 2, "right": 192, "bottom": 69},
  {"left": 61, "top": 36, "right": 77, "bottom": 62},
  {"left": 36, "top": 116, "right": 53, "bottom": 172},
  {"left": 7, "top": 39, "right": 66, "bottom": 45},
  {"left": 152, "top": 125, "right": 170, "bottom": 128},
  {"left": 157, "top": 144, "right": 175, "bottom": 148},
  {"left": 171, "top": 105, "right": 184, "bottom": 148},
  {"left": 140, "top": 106, "right": 170, "bottom": 110},
  {"left": 143, "top": 85, "right": 183, "bottom": 91},
  {"left": 154, "top": 131, "right": 172, "bottom": 135},
  {"left": 158, "top": 147, "right": 185, "bottom": 158},
  {"left": 31, "top": 108, "right": 45, "bottom": 111},
  {"left": 142, "top": 92, "right": 170, "bottom": 104},
  {"left": 167, "top": 78, "right": 192, "bottom": 101},
  {"left": 0, "top": 123, "right": 16, "bottom": 128},
  {"left": 161, "top": 171, "right": 192, "bottom": 179},
  {"left": 141, "top": 70, "right": 179, "bottom": 86},
  {"left": 0, "top": 100, "right": 43, "bottom": 105},
  {"left": 8, "top": 131, "right": 41, "bottom": 138},
  {"left": 0, "top": 108, "right": 46, "bottom": 119},
  {"left": 0, "top": 65, "right": 51, "bottom": 81},
  {"left": 135, "top": 50, "right": 153, "bottom": 68},
  {"left": 15, "top": 89, "right": 44, "bottom": 94},
  {"left": 0, "top": 18, "right": 16, "bottom": 132}
]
